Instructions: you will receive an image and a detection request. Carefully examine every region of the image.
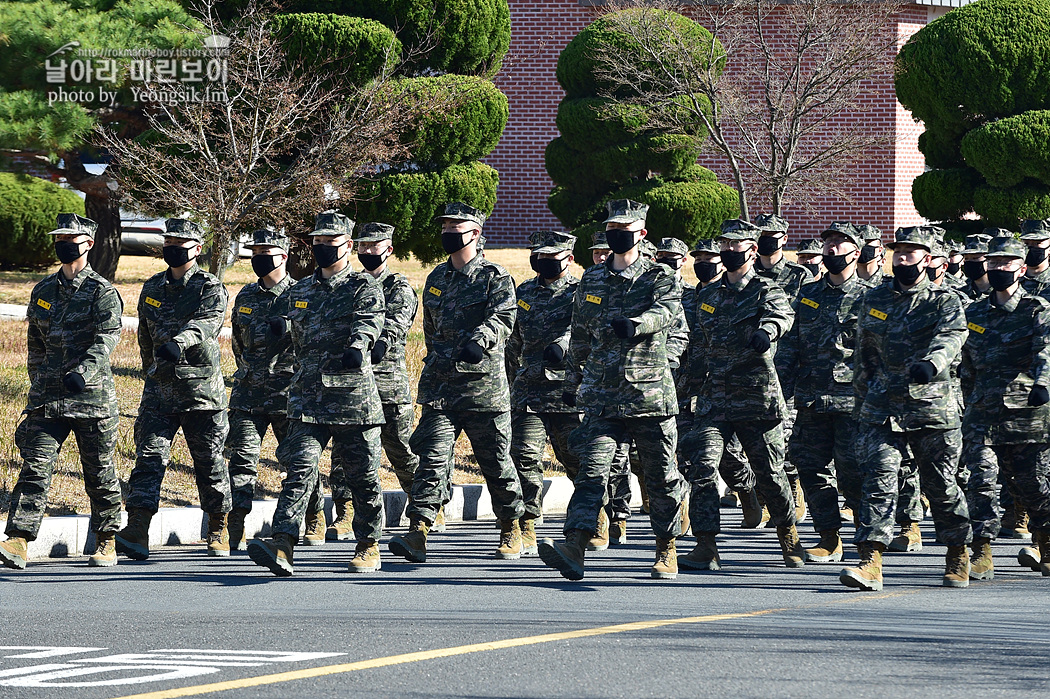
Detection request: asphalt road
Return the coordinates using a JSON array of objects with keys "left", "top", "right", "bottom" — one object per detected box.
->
[{"left": 1, "top": 509, "right": 1049, "bottom": 698}]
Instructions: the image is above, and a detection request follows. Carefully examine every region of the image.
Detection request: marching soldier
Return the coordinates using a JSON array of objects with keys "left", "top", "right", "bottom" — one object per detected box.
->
[
  {"left": 796, "top": 239, "right": 825, "bottom": 281},
  {"left": 856, "top": 225, "right": 887, "bottom": 286},
  {"left": 1021, "top": 219, "right": 1050, "bottom": 299},
  {"left": 960, "top": 233, "right": 993, "bottom": 302}
]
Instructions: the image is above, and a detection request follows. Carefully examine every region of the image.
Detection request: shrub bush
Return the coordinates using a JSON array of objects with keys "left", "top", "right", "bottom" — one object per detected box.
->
[
  {"left": 961, "top": 110, "right": 1050, "bottom": 188},
  {"left": 0, "top": 173, "right": 86, "bottom": 269},
  {"left": 271, "top": 13, "right": 400, "bottom": 87},
  {"left": 911, "top": 168, "right": 982, "bottom": 221},
  {"left": 973, "top": 181, "right": 1050, "bottom": 229},
  {"left": 399, "top": 75, "right": 508, "bottom": 168}
]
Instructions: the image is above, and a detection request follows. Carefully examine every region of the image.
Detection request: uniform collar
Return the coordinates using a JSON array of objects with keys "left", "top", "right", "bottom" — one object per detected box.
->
[
  {"left": 892, "top": 273, "right": 931, "bottom": 296},
  {"left": 58, "top": 263, "right": 93, "bottom": 290},
  {"left": 538, "top": 274, "right": 572, "bottom": 292},
  {"left": 721, "top": 266, "right": 756, "bottom": 292},
  {"left": 312, "top": 261, "right": 354, "bottom": 288},
  {"left": 165, "top": 262, "right": 200, "bottom": 288},
  {"left": 447, "top": 252, "right": 484, "bottom": 280},
  {"left": 604, "top": 253, "right": 649, "bottom": 281},
  {"left": 372, "top": 267, "right": 392, "bottom": 285},
  {"left": 823, "top": 271, "right": 860, "bottom": 294},
  {"left": 258, "top": 274, "right": 291, "bottom": 296},
  {"left": 991, "top": 285, "right": 1027, "bottom": 312}
]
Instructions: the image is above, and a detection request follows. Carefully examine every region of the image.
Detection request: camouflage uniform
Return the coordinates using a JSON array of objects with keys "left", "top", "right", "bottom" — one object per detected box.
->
[
  {"left": 507, "top": 231, "right": 582, "bottom": 520},
  {"left": 126, "top": 219, "right": 232, "bottom": 516},
  {"left": 858, "top": 225, "right": 888, "bottom": 288},
  {"left": 853, "top": 228, "right": 971, "bottom": 550},
  {"left": 1021, "top": 219, "right": 1050, "bottom": 300},
  {"left": 6, "top": 214, "right": 123, "bottom": 542}
]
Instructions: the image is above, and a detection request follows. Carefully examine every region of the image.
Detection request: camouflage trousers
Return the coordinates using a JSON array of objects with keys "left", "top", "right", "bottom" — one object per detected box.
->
[
  {"left": 790, "top": 408, "right": 861, "bottom": 533},
  {"left": 407, "top": 407, "right": 524, "bottom": 524},
  {"left": 605, "top": 440, "right": 633, "bottom": 520},
  {"left": 854, "top": 423, "right": 971, "bottom": 547},
  {"left": 685, "top": 418, "right": 795, "bottom": 534},
  {"left": 895, "top": 448, "right": 924, "bottom": 524},
  {"left": 127, "top": 409, "right": 231, "bottom": 515},
  {"left": 566, "top": 415, "right": 685, "bottom": 539},
  {"left": 332, "top": 401, "right": 418, "bottom": 500},
  {"left": 677, "top": 413, "right": 756, "bottom": 496},
  {"left": 511, "top": 411, "right": 581, "bottom": 520},
  {"left": 992, "top": 443, "right": 1050, "bottom": 532},
  {"left": 782, "top": 399, "right": 798, "bottom": 481},
  {"left": 962, "top": 438, "right": 1000, "bottom": 541},
  {"left": 6, "top": 412, "right": 122, "bottom": 540},
  {"left": 274, "top": 420, "right": 383, "bottom": 541}
]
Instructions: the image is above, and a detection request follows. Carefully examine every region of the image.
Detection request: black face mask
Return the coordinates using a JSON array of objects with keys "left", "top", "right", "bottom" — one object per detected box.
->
[
  {"left": 312, "top": 243, "right": 345, "bottom": 269},
  {"left": 1026, "top": 246, "right": 1047, "bottom": 267},
  {"left": 251, "top": 254, "right": 280, "bottom": 278},
  {"left": 605, "top": 229, "right": 638, "bottom": 255},
  {"left": 657, "top": 256, "right": 683, "bottom": 271},
  {"left": 721, "top": 249, "right": 749, "bottom": 272},
  {"left": 892, "top": 261, "right": 923, "bottom": 286},
  {"left": 947, "top": 261, "right": 961, "bottom": 275},
  {"left": 694, "top": 260, "right": 721, "bottom": 283},
  {"left": 801, "top": 263, "right": 821, "bottom": 277},
  {"left": 163, "top": 245, "right": 195, "bottom": 268},
  {"left": 962, "top": 260, "right": 986, "bottom": 280},
  {"left": 441, "top": 231, "right": 470, "bottom": 254},
  {"left": 988, "top": 269, "right": 1019, "bottom": 292},
  {"left": 534, "top": 257, "right": 567, "bottom": 280},
  {"left": 54, "top": 240, "right": 86, "bottom": 265},
  {"left": 358, "top": 252, "right": 388, "bottom": 272},
  {"left": 757, "top": 236, "right": 782, "bottom": 257},
  {"left": 926, "top": 266, "right": 944, "bottom": 282},
  {"left": 529, "top": 254, "right": 539, "bottom": 273},
  {"left": 823, "top": 253, "right": 851, "bottom": 276},
  {"left": 859, "top": 245, "right": 879, "bottom": 263}
]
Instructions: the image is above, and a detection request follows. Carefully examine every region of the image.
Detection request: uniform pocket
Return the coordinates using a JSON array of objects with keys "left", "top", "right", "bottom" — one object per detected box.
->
[
  {"left": 624, "top": 365, "right": 662, "bottom": 383},
  {"left": 1002, "top": 374, "right": 1035, "bottom": 410},
  {"left": 174, "top": 365, "right": 213, "bottom": 380},
  {"left": 321, "top": 373, "right": 362, "bottom": 388}
]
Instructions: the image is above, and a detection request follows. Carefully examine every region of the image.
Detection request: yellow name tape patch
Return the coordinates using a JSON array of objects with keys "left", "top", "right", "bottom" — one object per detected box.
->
[
  {"left": 428, "top": 286, "right": 442, "bottom": 297},
  {"left": 294, "top": 301, "right": 308, "bottom": 309},
  {"left": 967, "top": 322, "right": 986, "bottom": 334},
  {"left": 869, "top": 308, "right": 888, "bottom": 321},
  {"left": 700, "top": 303, "right": 716, "bottom": 314},
  {"left": 144, "top": 297, "right": 161, "bottom": 308},
  {"left": 517, "top": 299, "right": 531, "bottom": 311},
  {"left": 801, "top": 298, "right": 820, "bottom": 309},
  {"left": 35, "top": 298, "right": 51, "bottom": 311},
  {"left": 238, "top": 306, "right": 252, "bottom": 314},
  {"left": 585, "top": 294, "right": 602, "bottom": 305}
]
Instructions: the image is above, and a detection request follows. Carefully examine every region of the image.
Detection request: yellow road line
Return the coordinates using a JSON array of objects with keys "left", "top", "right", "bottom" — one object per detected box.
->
[{"left": 111, "top": 591, "right": 919, "bottom": 699}]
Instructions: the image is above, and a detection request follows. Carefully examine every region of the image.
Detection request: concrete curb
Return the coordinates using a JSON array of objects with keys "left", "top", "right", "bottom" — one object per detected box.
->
[
  {"left": 1, "top": 476, "right": 641, "bottom": 560},
  {"left": 0, "top": 303, "right": 233, "bottom": 340}
]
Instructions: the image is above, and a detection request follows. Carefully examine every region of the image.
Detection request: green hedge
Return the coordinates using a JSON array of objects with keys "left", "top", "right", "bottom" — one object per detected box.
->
[
  {"left": 961, "top": 110, "right": 1050, "bottom": 188},
  {"left": 272, "top": 13, "right": 400, "bottom": 87},
  {"left": 0, "top": 173, "right": 86, "bottom": 269},
  {"left": 398, "top": 75, "right": 508, "bottom": 168},
  {"left": 556, "top": 98, "right": 651, "bottom": 153},
  {"left": 973, "top": 181, "right": 1050, "bottom": 229},
  {"left": 917, "top": 128, "right": 965, "bottom": 170},
  {"left": 352, "top": 161, "right": 498, "bottom": 263},
  {"left": 911, "top": 168, "right": 982, "bottom": 221},
  {"left": 546, "top": 134, "right": 700, "bottom": 194}
]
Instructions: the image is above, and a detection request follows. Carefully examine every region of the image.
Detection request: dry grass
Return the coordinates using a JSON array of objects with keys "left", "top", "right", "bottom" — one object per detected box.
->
[{"left": 0, "top": 247, "right": 578, "bottom": 518}]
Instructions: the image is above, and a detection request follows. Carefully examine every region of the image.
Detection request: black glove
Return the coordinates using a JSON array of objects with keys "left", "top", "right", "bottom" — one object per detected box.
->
[
  {"left": 157, "top": 341, "right": 181, "bottom": 363},
  {"left": 268, "top": 316, "right": 288, "bottom": 337},
  {"left": 610, "top": 317, "right": 637, "bottom": 339},
  {"left": 63, "top": 371, "right": 86, "bottom": 394},
  {"left": 562, "top": 390, "right": 577, "bottom": 407},
  {"left": 747, "top": 329, "right": 771, "bottom": 354},
  {"left": 458, "top": 340, "right": 485, "bottom": 364},
  {"left": 909, "top": 360, "right": 936, "bottom": 384},
  {"left": 1029, "top": 385, "right": 1050, "bottom": 407},
  {"left": 371, "top": 339, "right": 388, "bottom": 364},
  {"left": 341, "top": 347, "right": 363, "bottom": 370},
  {"left": 543, "top": 343, "right": 565, "bottom": 365}
]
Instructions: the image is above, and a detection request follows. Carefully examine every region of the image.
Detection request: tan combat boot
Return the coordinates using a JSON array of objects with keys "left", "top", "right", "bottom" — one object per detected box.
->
[
  {"left": 652, "top": 537, "right": 678, "bottom": 579},
  {"left": 348, "top": 538, "right": 381, "bottom": 573},
  {"left": 206, "top": 512, "right": 230, "bottom": 557},
  {"left": 325, "top": 499, "right": 354, "bottom": 541},
  {"left": 388, "top": 519, "right": 429, "bottom": 563},
  {"left": 520, "top": 517, "right": 538, "bottom": 556},
  {"left": 0, "top": 536, "right": 28, "bottom": 570},
  {"left": 790, "top": 476, "right": 807, "bottom": 523},
  {"left": 610, "top": 518, "right": 628, "bottom": 546},
  {"left": 739, "top": 489, "right": 764, "bottom": 529},
  {"left": 227, "top": 507, "right": 250, "bottom": 551},
  {"left": 777, "top": 524, "right": 805, "bottom": 568},
  {"left": 538, "top": 529, "right": 586, "bottom": 580},
  {"left": 969, "top": 537, "right": 994, "bottom": 580},
  {"left": 839, "top": 542, "right": 884, "bottom": 591},
  {"left": 587, "top": 509, "right": 609, "bottom": 551},
  {"left": 115, "top": 507, "right": 152, "bottom": 560},
  {"left": 1037, "top": 530, "right": 1050, "bottom": 576},
  {"left": 303, "top": 508, "right": 326, "bottom": 547},
  {"left": 89, "top": 533, "right": 117, "bottom": 568},
  {"left": 497, "top": 519, "right": 523, "bottom": 559},
  {"left": 888, "top": 521, "right": 922, "bottom": 552},
  {"left": 805, "top": 530, "right": 843, "bottom": 563},
  {"left": 247, "top": 532, "right": 295, "bottom": 577},
  {"left": 1002, "top": 502, "right": 1031, "bottom": 540},
  {"left": 943, "top": 544, "right": 970, "bottom": 588},
  {"left": 680, "top": 531, "right": 720, "bottom": 571},
  {"left": 433, "top": 505, "right": 447, "bottom": 532}
]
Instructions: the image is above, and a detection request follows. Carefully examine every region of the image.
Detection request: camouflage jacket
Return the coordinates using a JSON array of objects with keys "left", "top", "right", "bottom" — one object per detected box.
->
[
  {"left": 854, "top": 276, "right": 968, "bottom": 430},
  {"left": 568, "top": 254, "right": 681, "bottom": 418},
  {"left": 756, "top": 256, "right": 812, "bottom": 307},
  {"left": 138, "top": 264, "right": 228, "bottom": 413},
  {"left": 961, "top": 287, "right": 1050, "bottom": 444},
  {"left": 372, "top": 268, "right": 418, "bottom": 404},
  {"left": 862, "top": 268, "right": 887, "bottom": 288},
  {"left": 507, "top": 274, "right": 580, "bottom": 414},
  {"left": 417, "top": 253, "right": 516, "bottom": 412},
  {"left": 964, "top": 280, "right": 991, "bottom": 303},
  {"left": 25, "top": 264, "right": 123, "bottom": 419},
  {"left": 688, "top": 268, "right": 794, "bottom": 422},
  {"left": 230, "top": 275, "right": 294, "bottom": 415},
  {"left": 285, "top": 263, "right": 385, "bottom": 425},
  {"left": 777, "top": 273, "right": 868, "bottom": 414},
  {"left": 673, "top": 282, "right": 696, "bottom": 403},
  {"left": 1022, "top": 267, "right": 1050, "bottom": 300}
]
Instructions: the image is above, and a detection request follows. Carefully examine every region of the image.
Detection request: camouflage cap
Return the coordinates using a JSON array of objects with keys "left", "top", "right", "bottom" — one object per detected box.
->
[
  {"left": 754, "top": 213, "right": 789, "bottom": 234},
  {"left": 49, "top": 213, "right": 98, "bottom": 239},
  {"left": 961, "top": 233, "right": 993, "bottom": 255},
  {"left": 690, "top": 238, "right": 720, "bottom": 256},
  {"left": 477, "top": 234, "right": 486, "bottom": 253},
  {"left": 310, "top": 210, "right": 354, "bottom": 237},
  {"left": 1020, "top": 219, "right": 1050, "bottom": 241},
  {"left": 820, "top": 221, "right": 862, "bottom": 249},
  {"left": 436, "top": 201, "right": 486, "bottom": 226},
  {"left": 928, "top": 239, "right": 947, "bottom": 260},
  {"left": 656, "top": 237, "right": 689, "bottom": 258},
  {"left": 165, "top": 218, "right": 204, "bottom": 242},
  {"left": 639, "top": 238, "right": 657, "bottom": 259},
  {"left": 248, "top": 227, "right": 288, "bottom": 251},
  {"left": 603, "top": 198, "right": 649, "bottom": 225},
  {"left": 986, "top": 235, "right": 1027, "bottom": 260},
  {"left": 532, "top": 230, "right": 576, "bottom": 255},
  {"left": 353, "top": 222, "right": 395, "bottom": 243},
  {"left": 857, "top": 224, "right": 884, "bottom": 244},
  {"left": 589, "top": 230, "right": 610, "bottom": 250},
  {"left": 923, "top": 225, "right": 947, "bottom": 244},
  {"left": 887, "top": 226, "right": 934, "bottom": 253},
  {"left": 796, "top": 238, "right": 823, "bottom": 255},
  {"left": 717, "top": 218, "right": 761, "bottom": 242}
]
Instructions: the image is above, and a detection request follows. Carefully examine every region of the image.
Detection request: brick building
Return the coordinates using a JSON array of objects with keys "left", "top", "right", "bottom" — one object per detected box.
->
[{"left": 482, "top": 0, "right": 972, "bottom": 246}]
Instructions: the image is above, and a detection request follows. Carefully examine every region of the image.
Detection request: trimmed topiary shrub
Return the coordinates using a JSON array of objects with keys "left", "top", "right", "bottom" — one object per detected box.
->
[
  {"left": 973, "top": 181, "right": 1050, "bottom": 229},
  {"left": 272, "top": 13, "right": 401, "bottom": 87},
  {"left": 961, "top": 110, "right": 1050, "bottom": 188},
  {"left": 911, "top": 168, "right": 982, "bottom": 222},
  {"left": 0, "top": 173, "right": 86, "bottom": 269}
]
